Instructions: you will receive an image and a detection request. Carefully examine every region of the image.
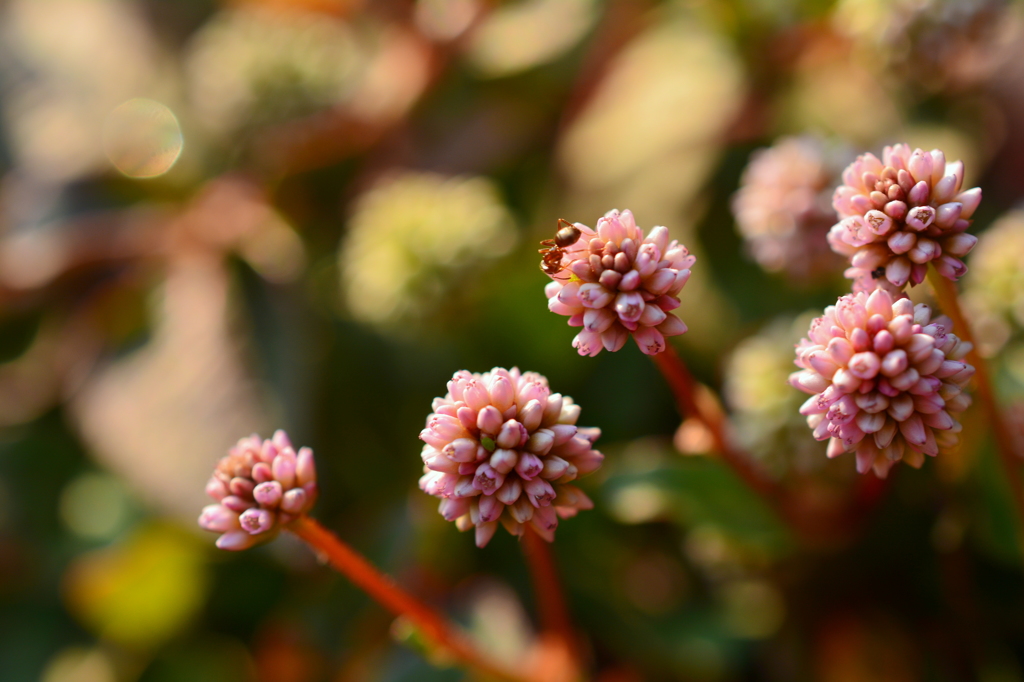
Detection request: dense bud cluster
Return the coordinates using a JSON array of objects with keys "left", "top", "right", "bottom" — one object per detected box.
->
[
  {"left": 544, "top": 209, "right": 693, "bottom": 356},
  {"left": 732, "top": 136, "right": 843, "bottom": 280},
  {"left": 419, "top": 368, "right": 603, "bottom": 547},
  {"left": 199, "top": 430, "right": 317, "bottom": 550},
  {"left": 829, "top": 144, "right": 979, "bottom": 294},
  {"left": 791, "top": 289, "right": 975, "bottom": 477}
]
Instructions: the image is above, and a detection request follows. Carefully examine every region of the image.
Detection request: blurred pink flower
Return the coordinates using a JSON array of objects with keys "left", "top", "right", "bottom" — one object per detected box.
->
[
  {"left": 544, "top": 209, "right": 694, "bottom": 356},
  {"left": 419, "top": 367, "right": 603, "bottom": 547},
  {"left": 790, "top": 289, "right": 975, "bottom": 477},
  {"left": 732, "top": 136, "right": 844, "bottom": 280},
  {"left": 199, "top": 430, "right": 318, "bottom": 550},
  {"left": 829, "top": 144, "right": 980, "bottom": 293}
]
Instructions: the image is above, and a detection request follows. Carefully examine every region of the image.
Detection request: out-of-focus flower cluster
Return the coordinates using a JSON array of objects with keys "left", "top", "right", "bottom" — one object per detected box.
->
[
  {"left": 724, "top": 314, "right": 825, "bottom": 473},
  {"left": 544, "top": 209, "right": 693, "bottom": 356},
  {"left": 834, "top": 0, "right": 1009, "bottom": 91},
  {"left": 732, "top": 137, "right": 845, "bottom": 281},
  {"left": 962, "top": 210, "right": 1024, "bottom": 357},
  {"left": 185, "top": 6, "right": 361, "bottom": 137},
  {"left": 199, "top": 431, "right": 317, "bottom": 551},
  {"left": 791, "top": 289, "right": 974, "bottom": 477},
  {"left": 419, "top": 368, "right": 603, "bottom": 547},
  {"left": 339, "top": 172, "right": 516, "bottom": 331},
  {"left": 829, "top": 144, "right": 980, "bottom": 294}
]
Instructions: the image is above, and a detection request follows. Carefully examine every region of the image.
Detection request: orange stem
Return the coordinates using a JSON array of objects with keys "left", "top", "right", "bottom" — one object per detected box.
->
[
  {"left": 288, "top": 516, "right": 535, "bottom": 682},
  {"left": 927, "top": 268, "right": 1024, "bottom": 548}
]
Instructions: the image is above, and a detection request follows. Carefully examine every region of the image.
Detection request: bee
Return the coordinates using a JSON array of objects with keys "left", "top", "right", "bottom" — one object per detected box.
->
[{"left": 539, "top": 218, "right": 582, "bottom": 280}]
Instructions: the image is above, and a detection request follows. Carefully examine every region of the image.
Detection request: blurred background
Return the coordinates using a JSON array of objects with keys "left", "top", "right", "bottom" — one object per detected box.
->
[{"left": 3, "top": 0, "right": 1024, "bottom": 680}]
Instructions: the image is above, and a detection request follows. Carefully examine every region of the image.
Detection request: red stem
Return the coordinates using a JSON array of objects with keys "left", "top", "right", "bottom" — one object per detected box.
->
[
  {"left": 521, "top": 528, "right": 578, "bottom": 657},
  {"left": 652, "top": 342, "right": 903, "bottom": 544},
  {"left": 927, "top": 269, "right": 1024, "bottom": 548},
  {"left": 288, "top": 516, "right": 536, "bottom": 682},
  {"left": 651, "top": 347, "right": 783, "bottom": 501}
]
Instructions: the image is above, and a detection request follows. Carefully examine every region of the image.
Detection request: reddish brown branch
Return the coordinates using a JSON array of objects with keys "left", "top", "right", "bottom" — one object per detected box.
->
[
  {"left": 521, "top": 528, "right": 578, "bottom": 656},
  {"left": 651, "top": 344, "right": 835, "bottom": 541},
  {"left": 288, "top": 516, "right": 536, "bottom": 682},
  {"left": 928, "top": 268, "right": 1024, "bottom": 552},
  {"left": 652, "top": 345, "right": 782, "bottom": 502}
]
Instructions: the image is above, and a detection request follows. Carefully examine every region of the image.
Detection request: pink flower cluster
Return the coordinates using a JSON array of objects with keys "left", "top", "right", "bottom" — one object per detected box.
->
[
  {"left": 419, "top": 368, "right": 603, "bottom": 547},
  {"left": 199, "top": 430, "right": 318, "bottom": 550},
  {"left": 829, "top": 144, "right": 980, "bottom": 294},
  {"left": 544, "top": 209, "right": 694, "bottom": 356},
  {"left": 791, "top": 289, "right": 975, "bottom": 477}
]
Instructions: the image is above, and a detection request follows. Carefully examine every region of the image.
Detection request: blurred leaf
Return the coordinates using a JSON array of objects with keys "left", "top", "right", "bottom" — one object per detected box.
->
[
  {"left": 969, "top": 442, "right": 1022, "bottom": 566},
  {"left": 604, "top": 455, "right": 794, "bottom": 556},
  {"left": 63, "top": 522, "right": 209, "bottom": 650},
  {"left": 70, "top": 257, "right": 271, "bottom": 521}
]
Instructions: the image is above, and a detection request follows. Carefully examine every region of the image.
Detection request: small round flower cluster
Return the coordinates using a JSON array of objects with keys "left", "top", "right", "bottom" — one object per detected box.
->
[
  {"left": 732, "top": 136, "right": 843, "bottom": 280},
  {"left": 199, "top": 430, "right": 317, "bottom": 550},
  {"left": 725, "top": 313, "right": 829, "bottom": 473},
  {"left": 544, "top": 209, "right": 694, "bottom": 356},
  {"left": 419, "top": 368, "right": 603, "bottom": 547},
  {"left": 185, "top": 6, "right": 359, "bottom": 136},
  {"left": 828, "top": 144, "right": 980, "bottom": 294},
  {"left": 790, "top": 289, "right": 975, "bottom": 477},
  {"left": 834, "top": 0, "right": 1006, "bottom": 91},
  {"left": 340, "top": 172, "right": 515, "bottom": 330}
]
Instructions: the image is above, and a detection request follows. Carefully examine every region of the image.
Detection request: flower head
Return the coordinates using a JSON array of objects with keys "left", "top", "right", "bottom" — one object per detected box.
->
[
  {"left": 791, "top": 289, "right": 975, "bottom": 477},
  {"left": 732, "top": 137, "right": 844, "bottom": 280},
  {"left": 340, "top": 172, "right": 515, "bottom": 331},
  {"left": 544, "top": 209, "right": 694, "bottom": 356},
  {"left": 419, "top": 368, "right": 603, "bottom": 547},
  {"left": 829, "top": 144, "right": 980, "bottom": 293},
  {"left": 834, "top": 0, "right": 1006, "bottom": 92},
  {"left": 199, "top": 430, "right": 318, "bottom": 550},
  {"left": 185, "top": 7, "right": 359, "bottom": 137}
]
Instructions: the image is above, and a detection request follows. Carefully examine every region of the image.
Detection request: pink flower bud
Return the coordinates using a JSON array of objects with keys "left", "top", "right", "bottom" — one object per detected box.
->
[
  {"left": 525, "top": 478, "right": 556, "bottom": 507},
  {"left": 199, "top": 505, "right": 239, "bottom": 533},
  {"left": 253, "top": 481, "right": 283, "bottom": 508},
  {"left": 489, "top": 449, "right": 518, "bottom": 474},
  {"left": 239, "top": 508, "right": 275, "bottom": 535},
  {"left": 216, "top": 531, "right": 259, "bottom": 551},
  {"left": 280, "top": 488, "right": 308, "bottom": 515}
]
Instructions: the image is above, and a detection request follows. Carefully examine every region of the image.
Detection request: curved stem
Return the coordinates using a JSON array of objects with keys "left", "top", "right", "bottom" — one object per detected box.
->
[
  {"left": 651, "top": 347, "right": 781, "bottom": 499},
  {"left": 927, "top": 268, "right": 1024, "bottom": 547},
  {"left": 288, "top": 516, "right": 536, "bottom": 682},
  {"left": 655, "top": 346, "right": 856, "bottom": 540}
]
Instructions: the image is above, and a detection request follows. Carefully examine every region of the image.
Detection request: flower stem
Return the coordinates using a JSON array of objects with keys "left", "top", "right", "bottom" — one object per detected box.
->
[
  {"left": 651, "top": 345, "right": 779, "bottom": 498},
  {"left": 927, "top": 268, "right": 1024, "bottom": 547},
  {"left": 651, "top": 345, "right": 808, "bottom": 536},
  {"left": 521, "top": 527, "right": 578, "bottom": 664},
  {"left": 288, "top": 516, "right": 536, "bottom": 682}
]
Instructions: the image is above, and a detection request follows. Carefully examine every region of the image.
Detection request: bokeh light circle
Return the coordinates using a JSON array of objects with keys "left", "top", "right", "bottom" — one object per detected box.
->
[{"left": 102, "top": 98, "right": 184, "bottom": 178}]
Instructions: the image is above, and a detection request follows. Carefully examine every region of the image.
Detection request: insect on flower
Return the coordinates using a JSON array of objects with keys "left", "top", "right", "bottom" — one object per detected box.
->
[{"left": 539, "top": 218, "right": 582, "bottom": 280}]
